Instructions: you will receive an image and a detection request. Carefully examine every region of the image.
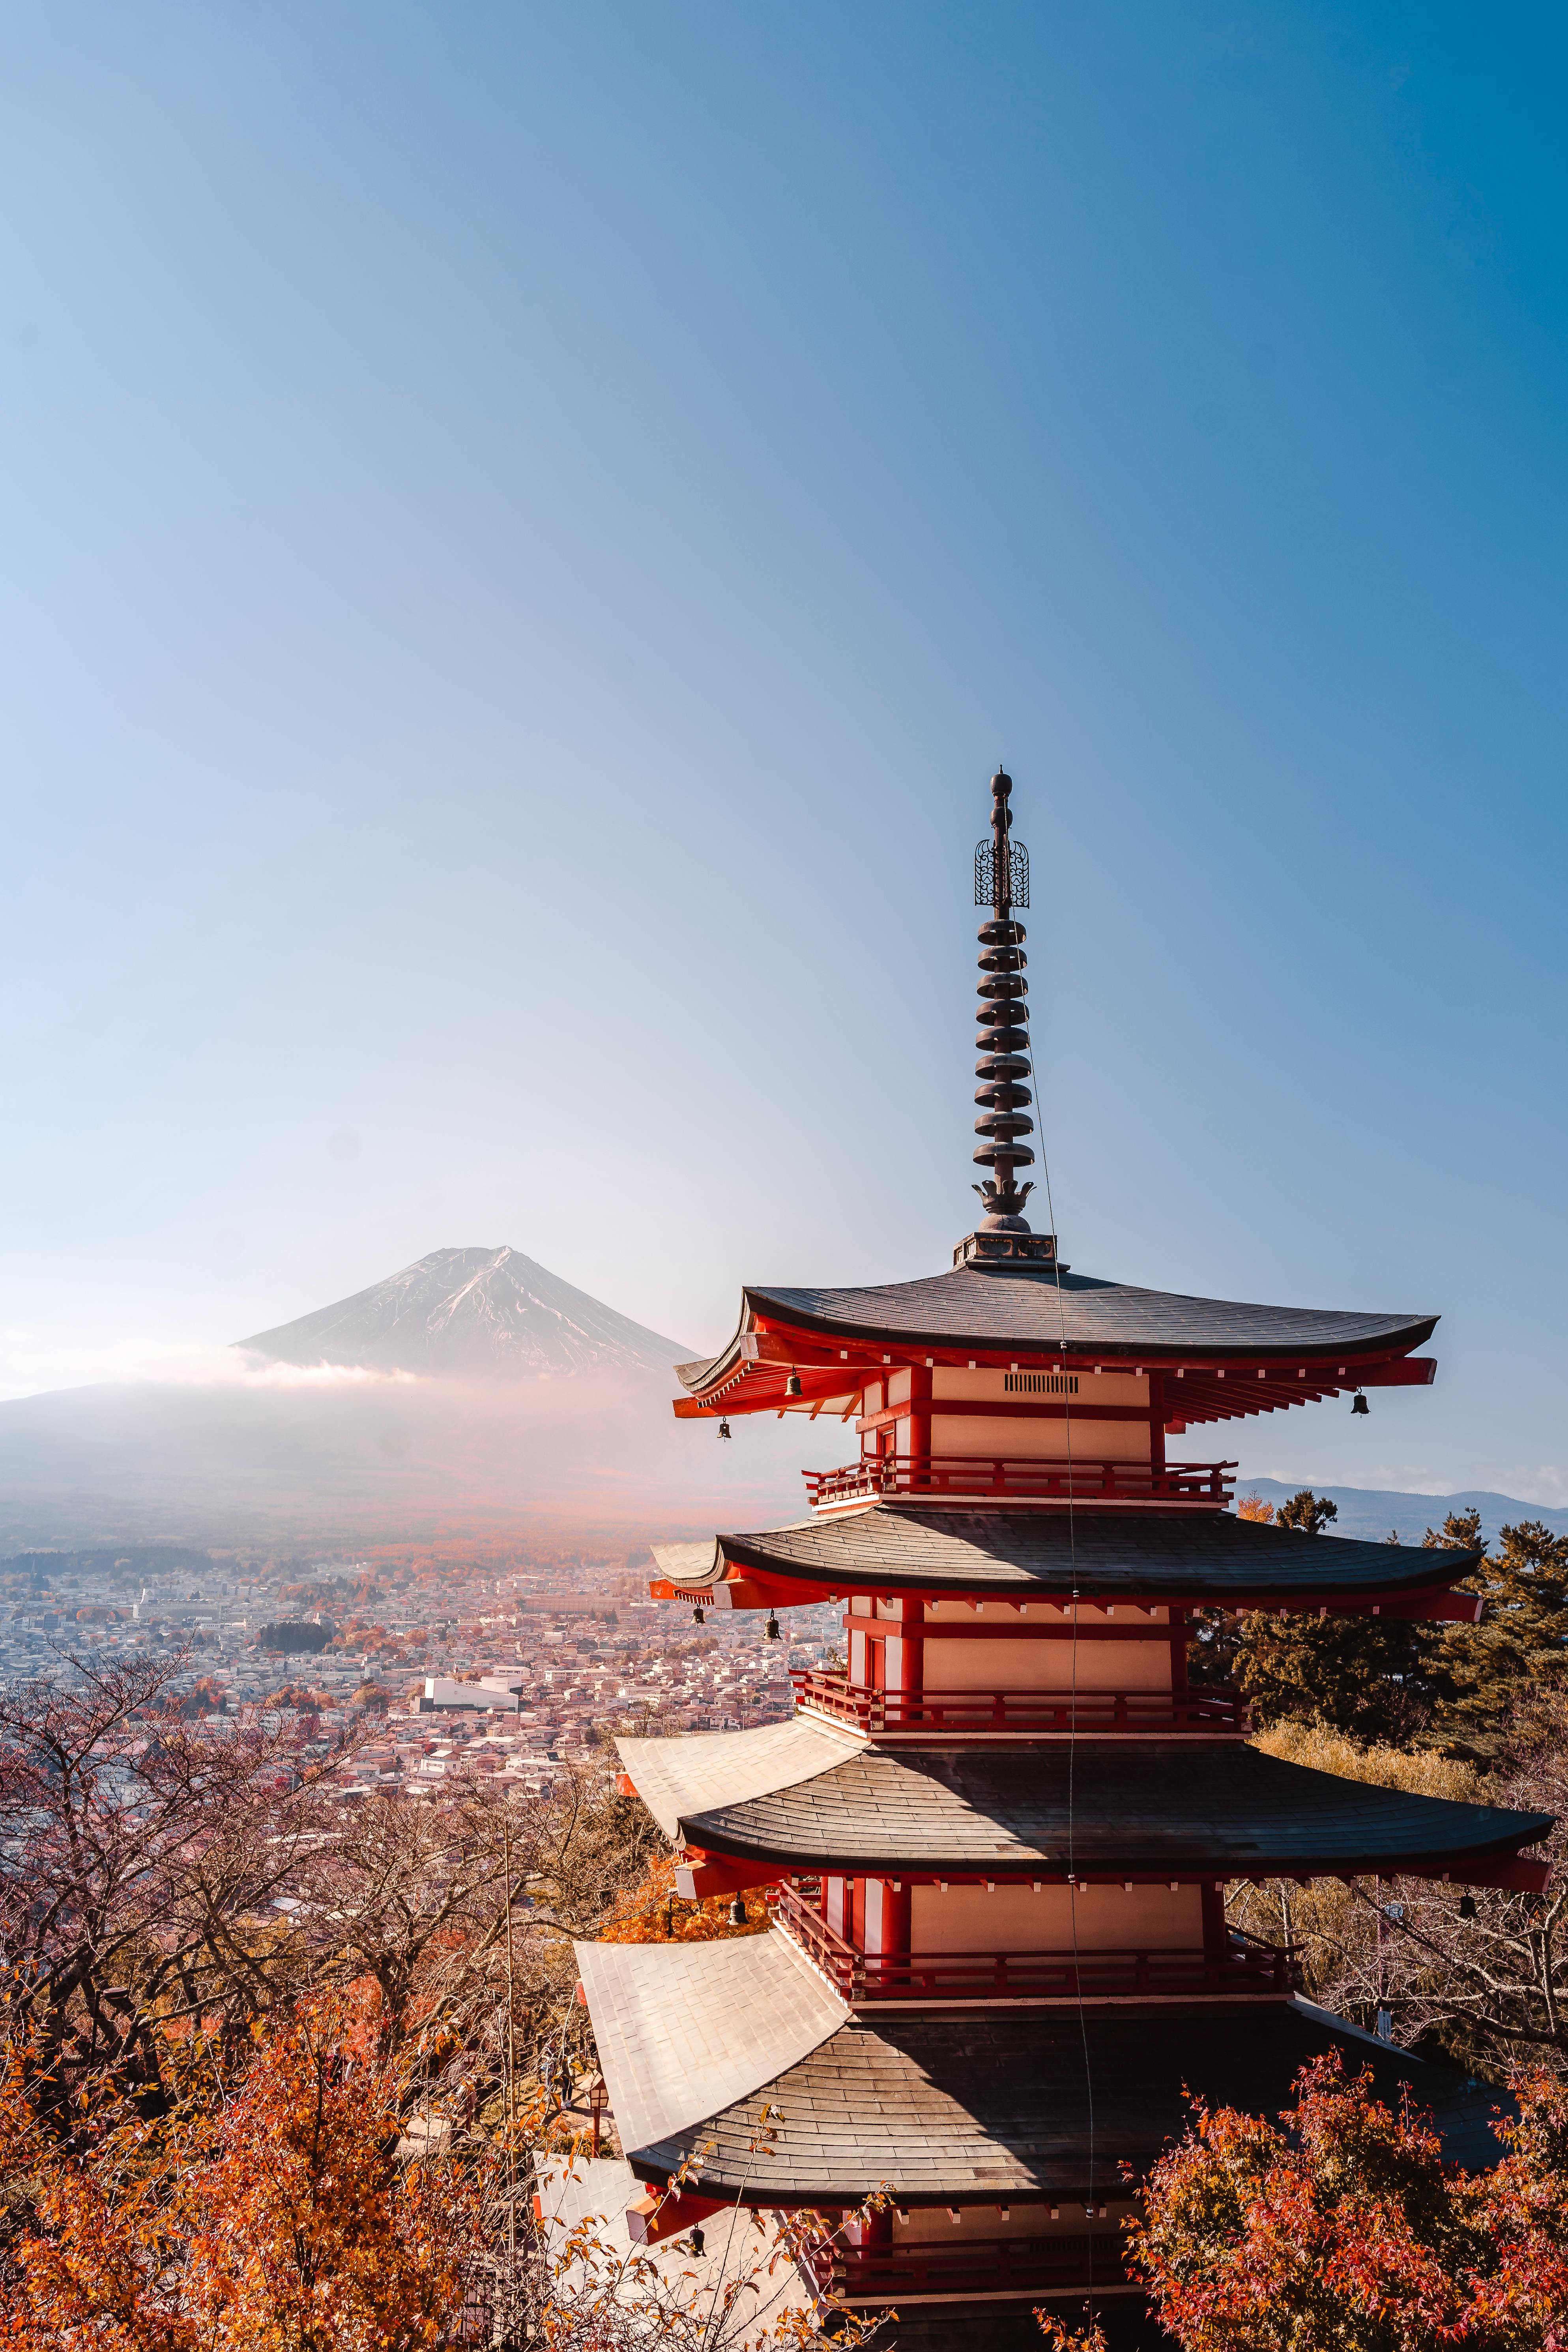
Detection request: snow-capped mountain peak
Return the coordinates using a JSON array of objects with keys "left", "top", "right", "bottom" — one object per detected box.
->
[{"left": 236, "top": 1246, "right": 689, "bottom": 1379}]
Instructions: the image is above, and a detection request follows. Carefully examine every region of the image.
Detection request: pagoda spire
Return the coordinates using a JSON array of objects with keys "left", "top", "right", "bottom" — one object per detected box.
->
[{"left": 958, "top": 767, "right": 1058, "bottom": 1266}]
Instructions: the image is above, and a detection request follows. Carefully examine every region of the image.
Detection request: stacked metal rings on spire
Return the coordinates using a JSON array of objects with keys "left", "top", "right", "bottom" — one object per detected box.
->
[{"left": 972, "top": 768, "right": 1035, "bottom": 1227}]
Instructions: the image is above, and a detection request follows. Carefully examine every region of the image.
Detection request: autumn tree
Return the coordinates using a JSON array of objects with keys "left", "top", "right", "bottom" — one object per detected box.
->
[
  {"left": 4, "top": 1993, "right": 880, "bottom": 2352},
  {"left": 599, "top": 1853, "right": 771, "bottom": 1945},
  {"left": 0, "top": 1653, "right": 346, "bottom": 2129},
  {"left": 4, "top": 1987, "right": 483, "bottom": 2352},
  {"left": 0, "top": 1651, "right": 664, "bottom": 2156},
  {"left": 1037, "top": 2051, "right": 1568, "bottom": 2352}
]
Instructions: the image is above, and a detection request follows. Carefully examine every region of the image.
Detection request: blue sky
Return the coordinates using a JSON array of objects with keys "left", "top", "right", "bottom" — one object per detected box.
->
[{"left": 2, "top": 3, "right": 1565, "bottom": 1501}]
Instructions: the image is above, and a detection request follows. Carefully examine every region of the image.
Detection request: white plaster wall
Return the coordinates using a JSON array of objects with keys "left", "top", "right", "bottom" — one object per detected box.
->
[
  {"left": 932, "top": 1370, "right": 1150, "bottom": 1407},
  {"left": 921, "top": 1636, "right": 1172, "bottom": 1692},
  {"left": 909, "top": 1881, "right": 1203, "bottom": 1952},
  {"left": 929, "top": 1413, "right": 1151, "bottom": 1463}
]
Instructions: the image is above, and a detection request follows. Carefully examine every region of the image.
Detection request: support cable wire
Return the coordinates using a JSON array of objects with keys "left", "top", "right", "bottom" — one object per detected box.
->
[
  {"left": 975, "top": 764, "right": 1095, "bottom": 2311},
  {"left": 1027, "top": 951, "right": 1096, "bottom": 2320}
]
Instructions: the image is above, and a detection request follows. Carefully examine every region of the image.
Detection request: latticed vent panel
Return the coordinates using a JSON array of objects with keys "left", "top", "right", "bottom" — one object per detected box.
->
[
  {"left": 1004, "top": 1372, "right": 1078, "bottom": 1395},
  {"left": 974, "top": 838, "right": 1030, "bottom": 907}
]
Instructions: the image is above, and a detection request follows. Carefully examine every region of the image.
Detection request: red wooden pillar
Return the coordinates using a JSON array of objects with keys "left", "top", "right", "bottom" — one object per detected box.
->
[
  {"left": 1148, "top": 1372, "right": 1167, "bottom": 1480},
  {"left": 845, "top": 2203, "right": 892, "bottom": 2292},
  {"left": 1168, "top": 1606, "right": 1189, "bottom": 1700},
  {"left": 885, "top": 1594, "right": 924, "bottom": 1703},
  {"left": 1201, "top": 1880, "right": 1228, "bottom": 1961},
  {"left": 906, "top": 1363, "right": 933, "bottom": 1489},
  {"left": 864, "top": 1874, "right": 912, "bottom": 1949}
]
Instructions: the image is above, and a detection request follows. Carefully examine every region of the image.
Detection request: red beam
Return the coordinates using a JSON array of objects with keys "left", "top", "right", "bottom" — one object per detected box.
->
[
  {"left": 677, "top": 1319, "right": 1440, "bottom": 1418},
  {"left": 625, "top": 2189, "right": 729, "bottom": 2245},
  {"left": 674, "top": 1852, "right": 780, "bottom": 1899}
]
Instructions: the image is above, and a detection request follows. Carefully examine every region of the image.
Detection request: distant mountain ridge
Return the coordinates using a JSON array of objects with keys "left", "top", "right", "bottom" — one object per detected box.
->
[
  {"left": 1241, "top": 1477, "right": 1568, "bottom": 1546},
  {"left": 236, "top": 1246, "right": 690, "bottom": 1380}
]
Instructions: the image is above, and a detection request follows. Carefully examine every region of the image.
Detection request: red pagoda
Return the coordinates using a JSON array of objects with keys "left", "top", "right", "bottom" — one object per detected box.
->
[{"left": 575, "top": 769, "right": 1551, "bottom": 2350}]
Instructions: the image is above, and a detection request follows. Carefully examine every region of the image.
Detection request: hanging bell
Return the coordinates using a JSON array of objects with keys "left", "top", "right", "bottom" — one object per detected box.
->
[
  {"left": 691, "top": 1607, "right": 705, "bottom": 1626},
  {"left": 1351, "top": 1390, "right": 1370, "bottom": 1416},
  {"left": 1458, "top": 1894, "right": 1478, "bottom": 1920},
  {"left": 728, "top": 1895, "right": 748, "bottom": 1927},
  {"left": 785, "top": 1372, "right": 803, "bottom": 1398},
  {"left": 717, "top": 1416, "right": 732, "bottom": 1441},
  {"left": 764, "top": 1613, "right": 780, "bottom": 1641},
  {"left": 689, "top": 2224, "right": 705, "bottom": 2256}
]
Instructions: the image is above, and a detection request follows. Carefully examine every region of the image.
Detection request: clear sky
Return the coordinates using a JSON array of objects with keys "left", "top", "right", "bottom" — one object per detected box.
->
[{"left": 3, "top": 4, "right": 1565, "bottom": 1503}]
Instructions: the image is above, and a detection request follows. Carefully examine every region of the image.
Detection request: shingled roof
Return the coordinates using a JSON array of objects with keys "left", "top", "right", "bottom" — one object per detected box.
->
[
  {"left": 652, "top": 2001, "right": 1508, "bottom": 2191},
  {"left": 617, "top": 1718, "right": 864, "bottom": 1841},
  {"left": 676, "top": 1265, "right": 1436, "bottom": 1390},
  {"left": 578, "top": 1931, "right": 1507, "bottom": 2193},
  {"left": 695, "top": 1504, "right": 1482, "bottom": 1602},
  {"left": 664, "top": 1738, "right": 1550, "bottom": 1879}
]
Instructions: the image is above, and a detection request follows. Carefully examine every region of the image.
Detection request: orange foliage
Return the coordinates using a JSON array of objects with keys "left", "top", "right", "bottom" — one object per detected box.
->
[
  {"left": 597, "top": 1854, "right": 770, "bottom": 1944},
  {"left": 1236, "top": 1494, "right": 1276, "bottom": 1524},
  {"left": 6, "top": 1989, "right": 481, "bottom": 2352},
  {"left": 1038, "top": 2052, "right": 1568, "bottom": 2352}
]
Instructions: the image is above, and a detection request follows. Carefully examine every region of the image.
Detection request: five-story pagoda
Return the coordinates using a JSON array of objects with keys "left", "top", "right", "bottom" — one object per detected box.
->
[{"left": 576, "top": 770, "right": 1551, "bottom": 2348}]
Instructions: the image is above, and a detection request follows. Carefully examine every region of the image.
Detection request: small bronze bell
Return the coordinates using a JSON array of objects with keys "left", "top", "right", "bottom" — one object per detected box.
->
[
  {"left": 1458, "top": 1894, "right": 1478, "bottom": 1920},
  {"left": 764, "top": 1613, "right": 780, "bottom": 1641},
  {"left": 728, "top": 1895, "right": 748, "bottom": 1926},
  {"left": 717, "top": 1416, "right": 732, "bottom": 1441},
  {"left": 1352, "top": 1390, "right": 1370, "bottom": 1416},
  {"left": 785, "top": 1372, "right": 803, "bottom": 1398},
  {"left": 692, "top": 1606, "right": 705, "bottom": 1626}
]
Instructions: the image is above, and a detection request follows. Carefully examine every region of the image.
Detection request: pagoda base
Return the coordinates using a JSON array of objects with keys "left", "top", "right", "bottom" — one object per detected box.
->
[{"left": 952, "top": 1229, "right": 1061, "bottom": 1267}]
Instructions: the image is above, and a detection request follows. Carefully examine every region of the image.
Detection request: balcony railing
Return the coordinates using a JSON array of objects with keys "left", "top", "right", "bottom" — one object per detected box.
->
[
  {"left": 788, "top": 1667, "right": 1250, "bottom": 1738},
  {"left": 775, "top": 1877, "right": 1297, "bottom": 2003},
  {"left": 802, "top": 2228, "right": 1131, "bottom": 2303},
  {"left": 803, "top": 1455, "right": 1237, "bottom": 1510}
]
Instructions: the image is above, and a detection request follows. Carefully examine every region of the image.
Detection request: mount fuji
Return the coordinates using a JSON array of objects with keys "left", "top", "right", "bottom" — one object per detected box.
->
[
  {"left": 0, "top": 1250, "right": 813, "bottom": 1546},
  {"left": 237, "top": 1247, "right": 688, "bottom": 1380}
]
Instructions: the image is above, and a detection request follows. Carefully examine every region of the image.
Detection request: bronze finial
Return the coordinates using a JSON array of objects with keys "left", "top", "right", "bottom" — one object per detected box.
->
[{"left": 956, "top": 769, "right": 1059, "bottom": 1269}]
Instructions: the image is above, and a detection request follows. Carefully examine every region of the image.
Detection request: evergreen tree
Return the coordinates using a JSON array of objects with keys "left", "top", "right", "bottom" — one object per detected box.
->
[
  {"left": 1227, "top": 1492, "right": 1435, "bottom": 1740},
  {"left": 1275, "top": 1489, "right": 1338, "bottom": 1537},
  {"left": 1427, "top": 1510, "right": 1568, "bottom": 1759}
]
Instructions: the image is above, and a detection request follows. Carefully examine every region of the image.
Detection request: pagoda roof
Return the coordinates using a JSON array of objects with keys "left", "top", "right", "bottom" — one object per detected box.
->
[
  {"left": 618, "top": 1718, "right": 864, "bottom": 1841},
  {"left": 678, "top": 1265, "right": 1436, "bottom": 1394},
  {"left": 632, "top": 1735, "right": 1550, "bottom": 1881},
  {"left": 574, "top": 1931, "right": 847, "bottom": 2159},
  {"left": 576, "top": 1930, "right": 1507, "bottom": 2194},
  {"left": 679, "top": 1504, "right": 1482, "bottom": 1605}
]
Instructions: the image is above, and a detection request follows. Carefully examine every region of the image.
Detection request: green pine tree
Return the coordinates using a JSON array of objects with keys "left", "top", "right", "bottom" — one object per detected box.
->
[
  {"left": 1228, "top": 1491, "right": 1437, "bottom": 1740},
  {"left": 1427, "top": 1511, "right": 1568, "bottom": 1759}
]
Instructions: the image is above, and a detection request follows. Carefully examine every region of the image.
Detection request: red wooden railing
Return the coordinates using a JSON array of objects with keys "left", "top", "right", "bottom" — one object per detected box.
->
[
  {"left": 775, "top": 1877, "right": 1296, "bottom": 2003},
  {"left": 801, "top": 2227, "right": 1132, "bottom": 2301},
  {"left": 803, "top": 1456, "right": 1237, "bottom": 1508},
  {"left": 788, "top": 1667, "right": 1250, "bottom": 1737}
]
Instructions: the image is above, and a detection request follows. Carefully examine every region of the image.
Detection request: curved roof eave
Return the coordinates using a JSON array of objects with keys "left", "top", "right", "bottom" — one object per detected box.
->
[
  {"left": 624, "top": 1999, "right": 1508, "bottom": 2193},
  {"left": 675, "top": 1271, "right": 1437, "bottom": 1395},
  {"left": 710, "top": 1505, "right": 1482, "bottom": 1602},
  {"left": 672, "top": 1741, "right": 1552, "bottom": 1877}
]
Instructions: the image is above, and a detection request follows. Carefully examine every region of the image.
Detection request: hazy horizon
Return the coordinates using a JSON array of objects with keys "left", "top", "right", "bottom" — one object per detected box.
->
[{"left": 3, "top": 6, "right": 1565, "bottom": 1509}]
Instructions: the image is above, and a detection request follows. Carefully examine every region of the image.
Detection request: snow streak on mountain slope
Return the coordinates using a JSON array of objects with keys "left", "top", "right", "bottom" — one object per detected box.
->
[{"left": 236, "top": 1247, "right": 690, "bottom": 1379}]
